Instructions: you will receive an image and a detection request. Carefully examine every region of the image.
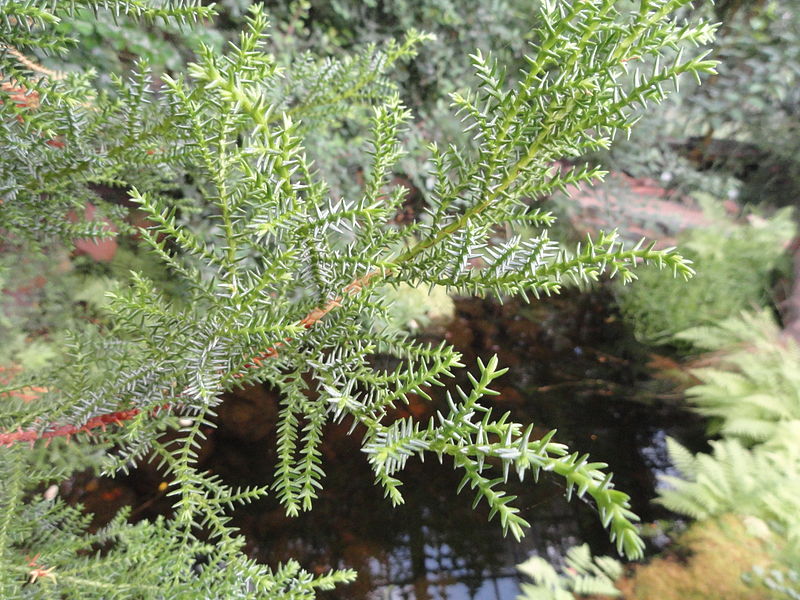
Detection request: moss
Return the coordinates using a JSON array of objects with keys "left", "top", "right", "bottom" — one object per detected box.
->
[{"left": 616, "top": 515, "right": 775, "bottom": 600}]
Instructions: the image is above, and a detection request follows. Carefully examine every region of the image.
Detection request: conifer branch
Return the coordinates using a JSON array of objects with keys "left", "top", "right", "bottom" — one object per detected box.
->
[
  {"left": 1, "top": 0, "right": 719, "bottom": 593},
  {"left": 0, "top": 270, "right": 382, "bottom": 447}
]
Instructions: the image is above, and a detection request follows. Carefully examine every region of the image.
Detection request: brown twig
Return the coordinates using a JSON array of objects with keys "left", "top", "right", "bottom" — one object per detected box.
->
[
  {"left": 0, "top": 271, "right": 382, "bottom": 447},
  {"left": 0, "top": 45, "right": 388, "bottom": 448},
  {"left": 1, "top": 44, "right": 65, "bottom": 108},
  {"left": 2, "top": 44, "right": 66, "bottom": 81}
]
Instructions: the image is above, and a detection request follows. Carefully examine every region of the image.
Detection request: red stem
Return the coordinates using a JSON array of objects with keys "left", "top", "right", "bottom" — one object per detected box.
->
[{"left": 0, "top": 272, "right": 380, "bottom": 448}]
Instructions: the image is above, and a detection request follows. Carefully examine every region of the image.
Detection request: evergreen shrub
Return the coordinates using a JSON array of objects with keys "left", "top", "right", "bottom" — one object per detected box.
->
[
  {"left": 601, "top": 0, "right": 800, "bottom": 205},
  {"left": 0, "top": 1, "right": 716, "bottom": 596}
]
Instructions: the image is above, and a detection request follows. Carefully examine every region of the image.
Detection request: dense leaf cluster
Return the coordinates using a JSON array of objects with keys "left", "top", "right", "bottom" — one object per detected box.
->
[
  {"left": 659, "top": 312, "right": 800, "bottom": 597},
  {"left": 1, "top": 1, "right": 715, "bottom": 597}
]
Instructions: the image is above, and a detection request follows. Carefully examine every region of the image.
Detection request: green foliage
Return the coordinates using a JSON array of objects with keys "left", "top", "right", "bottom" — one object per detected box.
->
[
  {"left": 0, "top": 0, "right": 718, "bottom": 596},
  {"left": 0, "top": 443, "right": 355, "bottom": 599},
  {"left": 56, "top": 7, "right": 226, "bottom": 75},
  {"left": 0, "top": 235, "right": 193, "bottom": 371},
  {"left": 516, "top": 543, "right": 622, "bottom": 600},
  {"left": 0, "top": 2, "right": 210, "bottom": 243},
  {"left": 677, "top": 310, "right": 800, "bottom": 444},
  {"left": 252, "top": 0, "right": 536, "bottom": 108},
  {"left": 659, "top": 435, "right": 800, "bottom": 538},
  {"left": 690, "top": 0, "right": 800, "bottom": 197},
  {"left": 658, "top": 312, "right": 800, "bottom": 539},
  {"left": 616, "top": 205, "right": 794, "bottom": 345},
  {"left": 602, "top": 0, "right": 800, "bottom": 204},
  {"left": 658, "top": 312, "right": 800, "bottom": 598}
]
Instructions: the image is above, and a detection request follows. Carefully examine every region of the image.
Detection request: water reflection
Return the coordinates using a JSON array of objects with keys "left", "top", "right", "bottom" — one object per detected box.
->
[{"left": 197, "top": 291, "right": 706, "bottom": 600}]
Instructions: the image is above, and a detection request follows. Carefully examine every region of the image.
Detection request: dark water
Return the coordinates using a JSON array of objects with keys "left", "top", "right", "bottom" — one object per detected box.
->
[
  {"left": 97, "top": 290, "right": 705, "bottom": 600},
  {"left": 211, "top": 292, "right": 705, "bottom": 599}
]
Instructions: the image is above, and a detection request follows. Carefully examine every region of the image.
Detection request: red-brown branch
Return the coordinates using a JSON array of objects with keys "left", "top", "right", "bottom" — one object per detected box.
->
[
  {"left": 1, "top": 47, "right": 385, "bottom": 448},
  {"left": 0, "top": 271, "right": 381, "bottom": 448},
  {"left": 0, "top": 406, "right": 174, "bottom": 448}
]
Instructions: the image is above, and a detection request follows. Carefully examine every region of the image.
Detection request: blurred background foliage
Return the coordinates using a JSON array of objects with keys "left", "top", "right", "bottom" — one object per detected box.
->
[
  {"left": 617, "top": 203, "right": 795, "bottom": 345},
  {"left": 604, "top": 0, "right": 800, "bottom": 207}
]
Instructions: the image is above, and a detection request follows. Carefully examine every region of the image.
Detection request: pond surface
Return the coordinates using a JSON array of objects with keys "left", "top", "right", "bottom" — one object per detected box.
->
[{"left": 103, "top": 290, "right": 706, "bottom": 600}]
